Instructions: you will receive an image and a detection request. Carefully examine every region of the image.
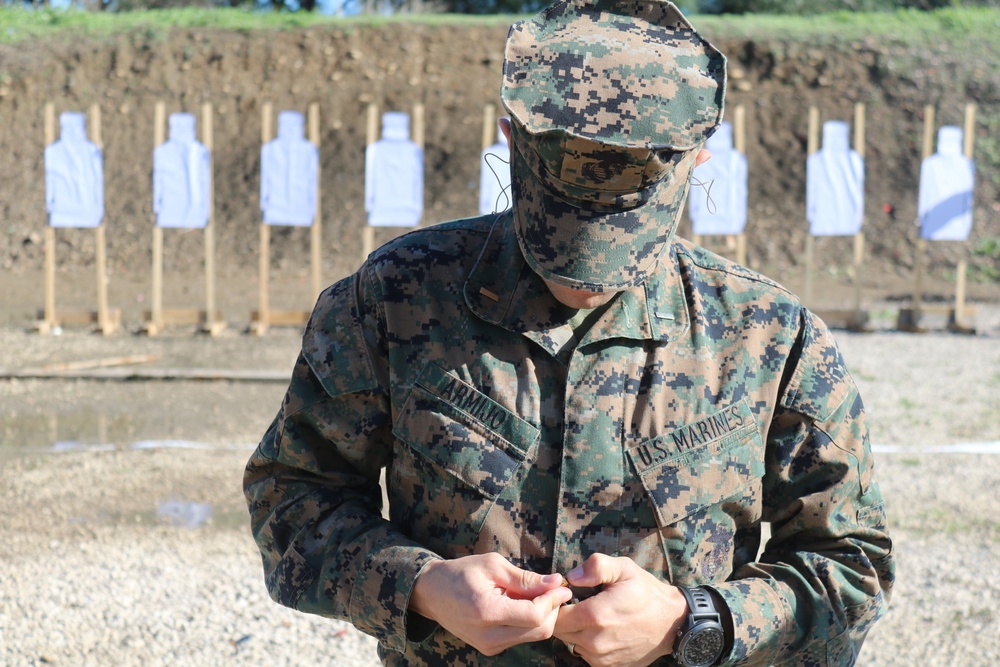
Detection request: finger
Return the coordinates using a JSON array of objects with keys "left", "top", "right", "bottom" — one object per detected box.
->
[
  {"left": 553, "top": 597, "right": 600, "bottom": 644},
  {"left": 566, "top": 553, "right": 624, "bottom": 588},
  {"left": 553, "top": 599, "right": 590, "bottom": 636},
  {"left": 478, "top": 608, "right": 562, "bottom": 654},
  {"left": 497, "top": 564, "right": 567, "bottom": 600},
  {"left": 533, "top": 585, "right": 574, "bottom": 610},
  {"left": 488, "top": 586, "right": 570, "bottom": 629}
]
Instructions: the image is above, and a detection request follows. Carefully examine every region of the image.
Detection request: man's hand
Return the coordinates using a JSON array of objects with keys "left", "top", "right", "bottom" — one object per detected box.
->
[
  {"left": 554, "top": 554, "right": 688, "bottom": 667},
  {"left": 409, "top": 552, "right": 574, "bottom": 656}
]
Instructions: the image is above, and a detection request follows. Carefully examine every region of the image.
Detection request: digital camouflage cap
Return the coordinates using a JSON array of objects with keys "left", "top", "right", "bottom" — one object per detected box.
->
[{"left": 500, "top": 0, "right": 727, "bottom": 292}]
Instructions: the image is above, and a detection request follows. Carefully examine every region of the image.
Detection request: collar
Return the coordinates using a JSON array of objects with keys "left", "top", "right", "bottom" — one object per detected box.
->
[{"left": 464, "top": 211, "right": 690, "bottom": 359}]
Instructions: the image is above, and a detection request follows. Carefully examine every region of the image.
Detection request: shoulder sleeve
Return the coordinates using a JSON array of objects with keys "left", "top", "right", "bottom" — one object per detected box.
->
[
  {"left": 244, "top": 265, "right": 441, "bottom": 654},
  {"left": 301, "top": 274, "right": 378, "bottom": 398},
  {"left": 709, "top": 309, "right": 895, "bottom": 667}
]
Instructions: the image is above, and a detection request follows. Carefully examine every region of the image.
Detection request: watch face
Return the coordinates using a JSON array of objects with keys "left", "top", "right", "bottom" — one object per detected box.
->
[{"left": 680, "top": 626, "right": 725, "bottom": 667}]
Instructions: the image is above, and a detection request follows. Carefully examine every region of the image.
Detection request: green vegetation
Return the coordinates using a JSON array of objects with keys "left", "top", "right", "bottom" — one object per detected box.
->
[
  {"left": 692, "top": 5, "right": 1000, "bottom": 42},
  {"left": 1, "top": 5, "right": 999, "bottom": 45},
  {"left": 977, "top": 112, "right": 1000, "bottom": 187},
  {"left": 0, "top": 6, "right": 515, "bottom": 44},
  {"left": 699, "top": 0, "right": 998, "bottom": 13},
  {"left": 970, "top": 236, "right": 1000, "bottom": 283}
]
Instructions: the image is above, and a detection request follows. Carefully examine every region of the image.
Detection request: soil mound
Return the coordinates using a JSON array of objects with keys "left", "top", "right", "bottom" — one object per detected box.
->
[{"left": 1, "top": 21, "right": 997, "bottom": 317}]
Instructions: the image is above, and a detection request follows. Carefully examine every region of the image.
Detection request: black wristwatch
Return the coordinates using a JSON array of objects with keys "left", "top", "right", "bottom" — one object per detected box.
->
[{"left": 673, "top": 586, "right": 727, "bottom": 667}]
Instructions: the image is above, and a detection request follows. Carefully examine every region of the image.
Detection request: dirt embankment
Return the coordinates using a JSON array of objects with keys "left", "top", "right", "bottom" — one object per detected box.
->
[{"left": 0, "top": 21, "right": 997, "bottom": 318}]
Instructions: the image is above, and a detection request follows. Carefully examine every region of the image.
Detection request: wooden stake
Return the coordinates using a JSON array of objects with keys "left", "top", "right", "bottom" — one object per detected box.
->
[
  {"left": 482, "top": 103, "right": 496, "bottom": 153},
  {"left": 955, "top": 257, "right": 968, "bottom": 324},
  {"left": 852, "top": 102, "right": 867, "bottom": 327},
  {"left": 150, "top": 101, "right": 167, "bottom": 335},
  {"left": 413, "top": 102, "right": 425, "bottom": 230},
  {"left": 309, "top": 102, "right": 323, "bottom": 301},
  {"left": 733, "top": 104, "right": 747, "bottom": 266},
  {"left": 95, "top": 228, "right": 111, "bottom": 334},
  {"left": 412, "top": 102, "right": 425, "bottom": 149},
  {"left": 804, "top": 106, "right": 820, "bottom": 306},
  {"left": 963, "top": 103, "right": 976, "bottom": 159},
  {"left": 953, "top": 103, "right": 977, "bottom": 330},
  {"left": 362, "top": 102, "right": 379, "bottom": 261},
  {"left": 43, "top": 103, "right": 57, "bottom": 333},
  {"left": 151, "top": 226, "right": 164, "bottom": 333},
  {"left": 911, "top": 105, "right": 935, "bottom": 326},
  {"left": 202, "top": 102, "right": 223, "bottom": 335},
  {"left": 89, "top": 103, "right": 115, "bottom": 335},
  {"left": 35, "top": 354, "right": 161, "bottom": 374},
  {"left": 255, "top": 102, "right": 274, "bottom": 335},
  {"left": 257, "top": 223, "right": 270, "bottom": 335}
]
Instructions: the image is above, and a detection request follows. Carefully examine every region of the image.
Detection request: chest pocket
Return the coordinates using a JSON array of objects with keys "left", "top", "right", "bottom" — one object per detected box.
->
[
  {"left": 390, "top": 362, "right": 539, "bottom": 557},
  {"left": 627, "top": 400, "right": 764, "bottom": 527},
  {"left": 626, "top": 401, "right": 765, "bottom": 583}
]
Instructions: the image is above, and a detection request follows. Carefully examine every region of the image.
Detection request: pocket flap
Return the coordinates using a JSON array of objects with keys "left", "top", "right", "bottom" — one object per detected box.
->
[
  {"left": 392, "top": 363, "right": 539, "bottom": 500},
  {"left": 626, "top": 401, "right": 764, "bottom": 527}
]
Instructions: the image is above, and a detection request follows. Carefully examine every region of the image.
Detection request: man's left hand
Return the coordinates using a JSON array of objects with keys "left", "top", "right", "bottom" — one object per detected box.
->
[{"left": 553, "top": 554, "right": 688, "bottom": 667}]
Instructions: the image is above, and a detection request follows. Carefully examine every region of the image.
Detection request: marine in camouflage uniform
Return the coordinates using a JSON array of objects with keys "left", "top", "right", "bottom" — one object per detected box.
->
[{"left": 244, "top": 1, "right": 894, "bottom": 665}]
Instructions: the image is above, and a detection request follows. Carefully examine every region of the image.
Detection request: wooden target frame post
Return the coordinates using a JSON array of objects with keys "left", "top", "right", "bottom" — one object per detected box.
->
[
  {"left": 36, "top": 102, "right": 120, "bottom": 335},
  {"left": 898, "top": 104, "right": 978, "bottom": 333},
  {"left": 482, "top": 104, "right": 497, "bottom": 155},
  {"left": 250, "top": 102, "right": 324, "bottom": 336},
  {"left": 803, "top": 103, "right": 870, "bottom": 331},
  {"left": 360, "top": 102, "right": 426, "bottom": 261},
  {"left": 690, "top": 104, "right": 747, "bottom": 266},
  {"left": 144, "top": 102, "right": 225, "bottom": 336}
]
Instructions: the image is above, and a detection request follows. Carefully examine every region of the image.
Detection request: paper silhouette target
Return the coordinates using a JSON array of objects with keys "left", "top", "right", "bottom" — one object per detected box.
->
[
  {"left": 806, "top": 120, "right": 865, "bottom": 237},
  {"left": 44, "top": 112, "right": 104, "bottom": 228},
  {"left": 689, "top": 121, "right": 748, "bottom": 236},
  {"left": 260, "top": 111, "right": 319, "bottom": 227},
  {"left": 365, "top": 112, "right": 423, "bottom": 228},
  {"left": 919, "top": 126, "right": 975, "bottom": 242},
  {"left": 153, "top": 113, "right": 211, "bottom": 229}
]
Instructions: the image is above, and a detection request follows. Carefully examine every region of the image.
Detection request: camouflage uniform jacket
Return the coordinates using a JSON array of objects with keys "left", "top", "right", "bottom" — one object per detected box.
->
[{"left": 245, "top": 210, "right": 894, "bottom": 667}]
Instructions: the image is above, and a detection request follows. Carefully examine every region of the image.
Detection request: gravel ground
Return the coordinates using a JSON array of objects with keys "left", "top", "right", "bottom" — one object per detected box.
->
[{"left": 1, "top": 319, "right": 999, "bottom": 666}]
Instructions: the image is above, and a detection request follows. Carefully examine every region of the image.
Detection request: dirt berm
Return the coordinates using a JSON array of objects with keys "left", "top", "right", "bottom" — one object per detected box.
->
[{"left": 0, "top": 17, "right": 997, "bottom": 326}]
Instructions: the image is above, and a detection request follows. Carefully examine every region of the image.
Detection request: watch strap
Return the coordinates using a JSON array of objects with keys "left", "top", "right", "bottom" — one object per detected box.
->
[
  {"left": 674, "top": 586, "right": 726, "bottom": 667},
  {"left": 679, "top": 586, "right": 722, "bottom": 624}
]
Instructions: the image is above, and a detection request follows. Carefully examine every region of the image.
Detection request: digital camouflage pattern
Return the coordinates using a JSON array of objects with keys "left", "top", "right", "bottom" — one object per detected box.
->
[
  {"left": 501, "top": 0, "right": 726, "bottom": 292},
  {"left": 244, "top": 210, "right": 894, "bottom": 666},
  {"left": 245, "top": 1, "right": 892, "bottom": 664},
  {"left": 501, "top": 0, "right": 726, "bottom": 148}
]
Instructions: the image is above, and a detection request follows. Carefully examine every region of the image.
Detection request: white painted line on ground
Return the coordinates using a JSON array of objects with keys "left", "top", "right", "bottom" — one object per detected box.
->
[
  {"left": 873, "top": 441, "right": 1000, "bottom": 455},
  {"left": 129, "top": 440, "right": 256, "bottom": 451}
]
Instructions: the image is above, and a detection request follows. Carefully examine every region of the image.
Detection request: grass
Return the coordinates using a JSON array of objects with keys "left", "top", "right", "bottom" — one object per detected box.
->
[
  {"left": 970, "top": 236, "right": 1000, "bottom": 283},
  {"left": 694, "top": 6, "right": 1000, "bottom": 45},
  {"left": 0, "top": 6, "right": 513, "bottom": 44},
  {"left": 1, "top": 5, "right": 999, "bottom": 46}
]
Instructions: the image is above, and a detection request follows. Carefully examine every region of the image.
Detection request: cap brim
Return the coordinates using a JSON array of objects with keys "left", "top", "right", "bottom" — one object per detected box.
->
[{"left": 512, "top": 143, "right": 698, "bottom": 292}]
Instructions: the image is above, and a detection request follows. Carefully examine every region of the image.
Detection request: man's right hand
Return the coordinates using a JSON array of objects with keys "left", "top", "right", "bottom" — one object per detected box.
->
[{"left": 408, "top": 552, "right": 573, "bottom": 655}]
